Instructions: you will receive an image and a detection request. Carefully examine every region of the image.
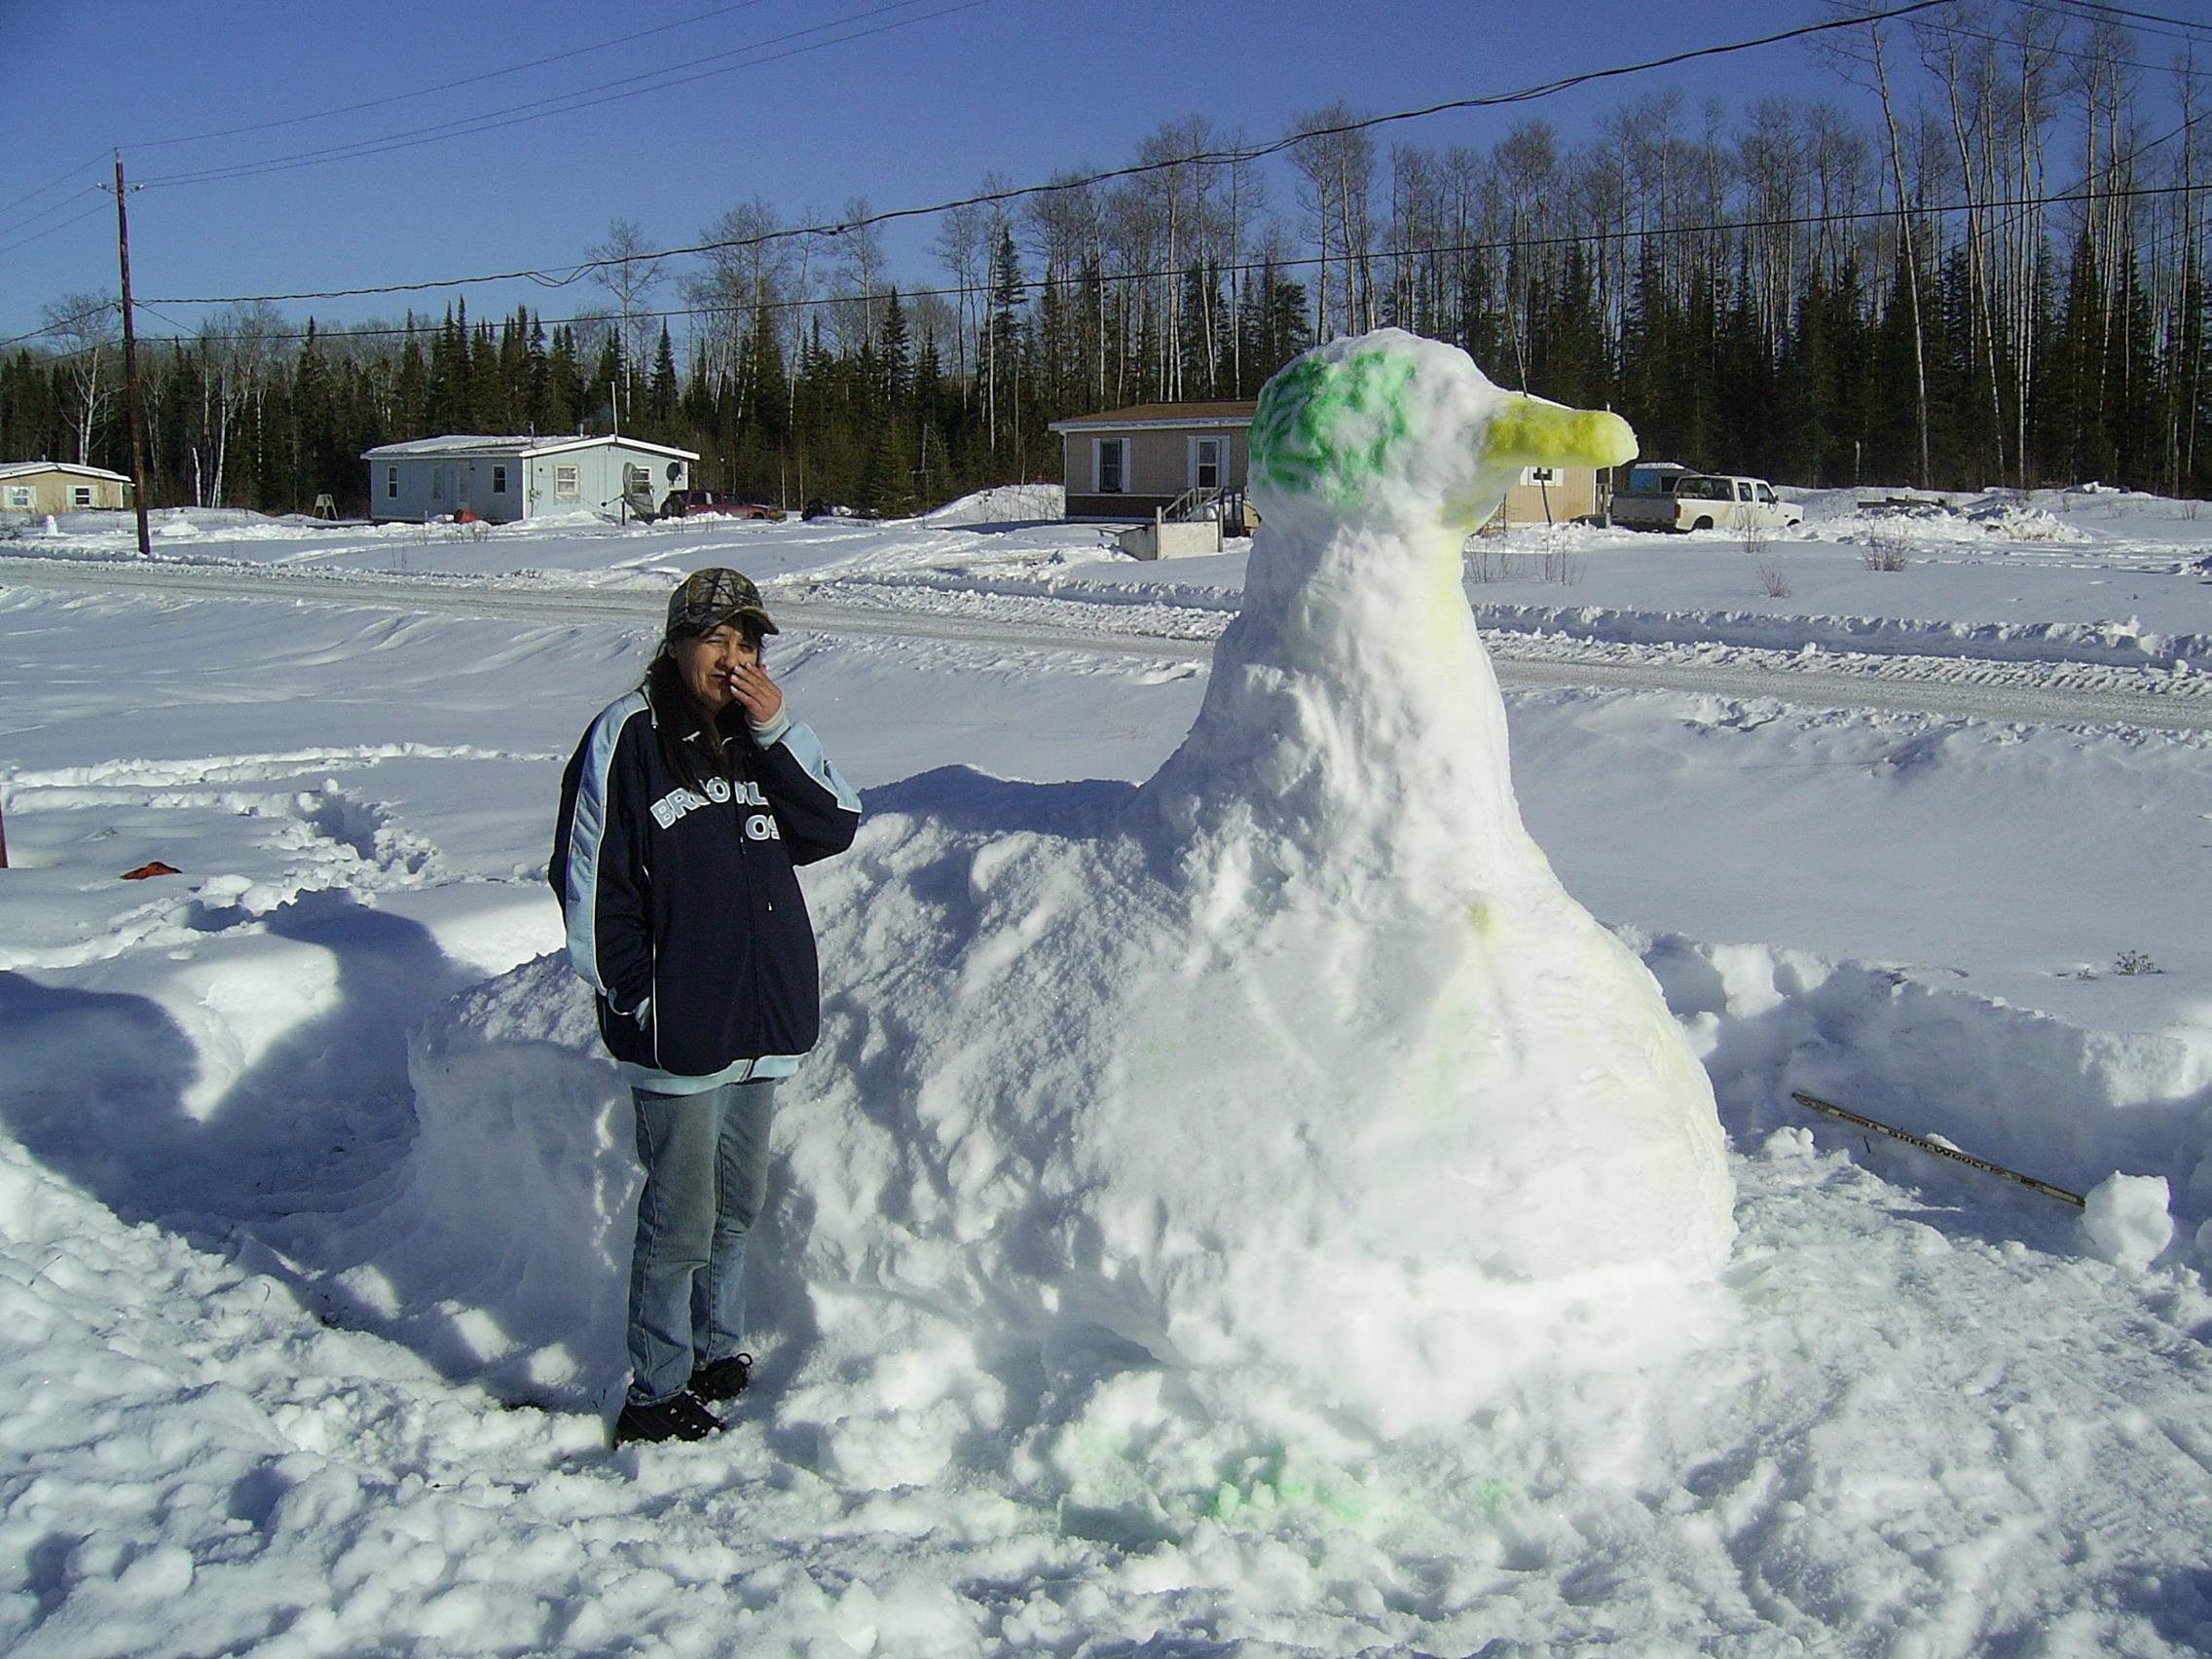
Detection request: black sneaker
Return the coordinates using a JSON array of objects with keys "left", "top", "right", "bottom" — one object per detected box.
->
[
  {"left": 690, "top": 1353, "right": 754, "bottom": 1402},
  {"left": 612, "top": 1390, "right": 723, "bottom": 1446}
]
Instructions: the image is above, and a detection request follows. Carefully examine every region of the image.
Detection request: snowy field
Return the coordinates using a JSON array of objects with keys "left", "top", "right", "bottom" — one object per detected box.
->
[{"left": 1, "top": 474, "right": 2210, "bottom": 1656}]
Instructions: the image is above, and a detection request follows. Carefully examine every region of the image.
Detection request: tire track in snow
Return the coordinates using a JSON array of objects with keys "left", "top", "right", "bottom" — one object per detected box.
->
[{"left": 4, "top": 554, "right": 2208, "bottom": 733}]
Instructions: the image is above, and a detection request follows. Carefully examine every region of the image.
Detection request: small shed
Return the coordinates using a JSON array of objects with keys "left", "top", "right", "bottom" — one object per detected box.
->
[
  {"left": 1048, "top": 401, "right": 1255, "bottom": 522},
  {"left": 1492, "top": 463, "right": 1604, "bottom": 530},
  {"left": 0, "top": 461, "right": 134, "bottom": 515},
  {"left": 362, "top": 435, "right": 697, "bottom": 525}
]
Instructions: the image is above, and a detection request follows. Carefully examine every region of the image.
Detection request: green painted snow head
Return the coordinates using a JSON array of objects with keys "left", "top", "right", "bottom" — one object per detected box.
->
[{"left": 1248, "top": 330, "right": 1636, "bottom": 532}]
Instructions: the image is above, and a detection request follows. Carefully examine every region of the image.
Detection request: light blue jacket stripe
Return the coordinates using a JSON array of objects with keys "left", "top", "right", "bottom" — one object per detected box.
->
[
  {"left": 773, "top": 718, "right": 863, "bottom": 814},
  {"left": 618, "top": 1052, "right": 802, "bottom": 1094},
  {"left": 565, "top": 691, "right": 648, "bottom": 999}
]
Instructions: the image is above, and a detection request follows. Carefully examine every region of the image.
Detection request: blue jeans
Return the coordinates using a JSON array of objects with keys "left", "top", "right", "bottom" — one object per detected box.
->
[{"left": 626, "top": 1080, "right": 777, "bottom": 1406}]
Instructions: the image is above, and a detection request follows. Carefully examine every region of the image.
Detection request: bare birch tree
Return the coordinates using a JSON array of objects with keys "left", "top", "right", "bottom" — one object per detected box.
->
[
  {"left": 932, "top": 199, "right": 991, "bottom": 387},
  {"left": 586, "top": 218, "right": 666, "bottom": 433},
  {"left": 828, "top": 196, "right": 889, "bottom": 356},
  {"left": 688, "top": 198, "right": 791, "bottom": 425},
  {"left": 1820, "top": 0, "right": 1934, "bottom": 486},
  {"left": 41, "top": 292, "right": 119, "bottom": 465},
  {"left": 1290, "top": 103, "right": 1377, "bottom": 340}
]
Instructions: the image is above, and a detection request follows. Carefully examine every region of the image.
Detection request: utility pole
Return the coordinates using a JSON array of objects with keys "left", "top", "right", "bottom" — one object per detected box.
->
[{"left": 112, "top": 152, "right": 152, "bottom": 560}]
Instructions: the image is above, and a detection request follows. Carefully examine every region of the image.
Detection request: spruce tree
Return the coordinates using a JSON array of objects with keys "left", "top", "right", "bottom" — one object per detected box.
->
[
  {"left": 648, "top": 323, "right": 680, "bottom": 431},
  {"left": 291, "top": 319, "right": 342, "bottom": 511},
  {"left": 546, "top": 326, "right": 583, "bottom": 435},
  {"left": 394, "top": 333, "right": 428, "bottom": 440},
  {"left": 878, "top": 288, "right": 910, "bottom": 414}
]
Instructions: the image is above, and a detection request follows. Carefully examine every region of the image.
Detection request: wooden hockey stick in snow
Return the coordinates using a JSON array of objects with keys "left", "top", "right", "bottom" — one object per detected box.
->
[{"left": 1790, "top": 1090, "right": 2085, "bottom": 1208}]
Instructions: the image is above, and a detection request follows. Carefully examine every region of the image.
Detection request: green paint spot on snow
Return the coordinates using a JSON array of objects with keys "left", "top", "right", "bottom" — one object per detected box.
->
[
  {"left": 1250, "top": 349, "right": 1419, "bottom": 503},
  {"left": 1471, "top": 1476, "right": 1516, "bottom": 1513}
]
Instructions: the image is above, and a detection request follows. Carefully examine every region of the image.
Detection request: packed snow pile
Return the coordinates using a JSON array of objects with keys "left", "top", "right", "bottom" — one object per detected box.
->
[
  {"left": 1963, "top": 498, "right": 2094, "bottom": 541},
  {"left": 922, "top": 482, "right": 1065, "bottom": 524},
  {"left": 796, "top": 335, "right": 1735, "bottom": 1436},
  {"left": 329, "top": 952, "right": 637, "bottom": 1405},
  {"left": 1131, "top": 330, "right": 1736, "bottom": 1291},
  {"left": 1839, "top": 493, "right": 2095, "bottom": 546}
]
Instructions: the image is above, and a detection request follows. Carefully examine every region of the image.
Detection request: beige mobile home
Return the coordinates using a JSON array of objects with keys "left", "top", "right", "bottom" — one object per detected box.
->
[
  {"left": 1049, "top": 401, "right": 1255, "bottom": 523},
  {"left": 0, "top": 461, "right": 134, "bottom": 515}
]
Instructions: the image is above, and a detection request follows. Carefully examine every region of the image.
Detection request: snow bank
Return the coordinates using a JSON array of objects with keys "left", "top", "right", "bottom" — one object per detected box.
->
[
  {"left": 353, "top": 905, "right": 2212, "bottom": 1449},
  {"left": 1461, "top": 600, "right": 2212, "bottom": 672},
  {"left": 1633, "top": 929, "right": 2210, "bottom": 1235},
  {"left": 324, "top": 953, "right": 636, "bottom": 1409},
  {"left": 1791, "top": 490, "right": 2095, "bottom": 544},
  {"left": 922, "top": 483, "right": 1064, "bottom": 524},
  {"left": 1963, "top": 498, "right": 2093, "bottom": 541}
]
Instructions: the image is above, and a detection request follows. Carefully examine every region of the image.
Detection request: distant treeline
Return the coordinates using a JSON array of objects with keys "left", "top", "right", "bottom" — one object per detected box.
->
[{"left": 7, "top": 5, "right": 2211, "bottom": 510}]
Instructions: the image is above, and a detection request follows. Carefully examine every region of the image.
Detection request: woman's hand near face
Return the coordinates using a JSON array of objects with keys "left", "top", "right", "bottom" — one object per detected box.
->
[{"left": 728, "top": 661, "right": 783, "bottom": 725}]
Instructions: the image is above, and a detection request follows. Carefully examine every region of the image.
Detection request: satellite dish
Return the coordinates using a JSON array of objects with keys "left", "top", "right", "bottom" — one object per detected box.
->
[{"left": 667, "top": 462, "right": 682, "bottom": 483}]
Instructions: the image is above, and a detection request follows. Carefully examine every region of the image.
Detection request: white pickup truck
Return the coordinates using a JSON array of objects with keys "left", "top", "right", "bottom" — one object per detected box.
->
[{"left": 1611, "top": 466, "right": 1802, "bottom": 533}]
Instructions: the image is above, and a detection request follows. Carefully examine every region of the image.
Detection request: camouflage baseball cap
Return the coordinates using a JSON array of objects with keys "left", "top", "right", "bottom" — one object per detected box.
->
[{"left": 665, "top": 567, "right": 779, "bottom": 637}]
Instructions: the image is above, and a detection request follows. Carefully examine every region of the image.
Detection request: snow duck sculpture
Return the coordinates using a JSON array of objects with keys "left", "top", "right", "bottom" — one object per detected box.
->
[{"left": 803, "top": 331, "right": 1735, "bottom": 1432}]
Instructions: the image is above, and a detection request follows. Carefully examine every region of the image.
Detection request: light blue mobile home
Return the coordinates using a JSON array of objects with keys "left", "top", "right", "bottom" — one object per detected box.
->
[{"left": 362, "top": 434, "right": 697, "bottom": 524}]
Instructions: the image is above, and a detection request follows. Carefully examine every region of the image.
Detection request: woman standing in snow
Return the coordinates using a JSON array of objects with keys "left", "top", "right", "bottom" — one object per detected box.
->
[{"left": 550, "top": 569, "right": 861, "bottom": 1447}]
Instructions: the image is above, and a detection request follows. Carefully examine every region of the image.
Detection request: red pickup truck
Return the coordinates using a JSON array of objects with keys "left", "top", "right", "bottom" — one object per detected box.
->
[{"left": 662, "top": 490, "right": 781, "bottom": 520}]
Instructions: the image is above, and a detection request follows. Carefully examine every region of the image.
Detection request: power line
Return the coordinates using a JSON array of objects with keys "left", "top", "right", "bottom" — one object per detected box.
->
[
  {"left": 0, "top": 149, "right": 112, "bottom": 225},
  {"left": 76, "top": 174, "right": 2212, "bottom": 361},
  {"left": 140, "top": 0, "right": 1963, "bottom": 310},
  {"left": 2030, "top": 0, "right": 2212, "bottom": 42},
  {"left": 0, "top": 203, "right": 109, "bottom": 268},
  {"left": 1926, "top": 3, "right": 2212, "bottom": 76},
  {"left": 0, "top": 166, "right": 115, "bottom": 250},
  {"left": 0, "top": 294, "right": 118, "bottom": 352},
  {"left": 132, "top": 0, "right": 1001, "bottom": 191},
  {"left": 0, "top": 2, "right": 903, "bottom": 244},
  {"left": 125, "top": 0, "right": 782, "bottom": 152},
  {"left": 18, "top": 0, "right": 2201, "bottom": 351}
]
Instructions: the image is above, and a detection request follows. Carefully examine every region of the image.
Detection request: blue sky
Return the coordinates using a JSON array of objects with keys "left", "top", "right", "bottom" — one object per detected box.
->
[{"left": 4, "top": 0, "right": 1900, "bottom": 348}]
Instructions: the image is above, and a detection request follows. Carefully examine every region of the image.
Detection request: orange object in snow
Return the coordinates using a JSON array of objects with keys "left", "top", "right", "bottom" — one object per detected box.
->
[{"left": 121, "top": 861, "right": 181, "bottom": 880}]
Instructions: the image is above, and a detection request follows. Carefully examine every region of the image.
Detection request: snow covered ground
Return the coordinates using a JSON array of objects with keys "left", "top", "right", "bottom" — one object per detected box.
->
[{"left": 0, "top": 480, "right": 2209, "bottom": 1656}]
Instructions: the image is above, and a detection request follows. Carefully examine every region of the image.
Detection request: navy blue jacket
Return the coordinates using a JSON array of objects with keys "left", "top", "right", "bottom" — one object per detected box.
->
[{"left": 549, "top": 691, "right": 861, "bottom": 1080}]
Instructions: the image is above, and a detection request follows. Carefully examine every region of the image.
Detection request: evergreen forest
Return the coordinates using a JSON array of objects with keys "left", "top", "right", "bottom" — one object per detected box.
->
[{"left": 6, "top": 7, "right": 2210, "bottom": 516}]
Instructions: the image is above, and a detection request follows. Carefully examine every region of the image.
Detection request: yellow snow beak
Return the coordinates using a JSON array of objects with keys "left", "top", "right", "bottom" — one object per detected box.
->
[{"left": 1484, "top": 394, "right": 1638, "bottom": 472}]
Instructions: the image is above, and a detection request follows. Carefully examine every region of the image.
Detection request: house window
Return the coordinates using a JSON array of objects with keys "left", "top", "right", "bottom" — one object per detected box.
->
[
  {"left": 1095, "top": 437, "right": 1125, "bottom": 494},
  {"left": 430, "top": 468, "right": 444, "bottom": 501},
  {"left": 555, "top": 464, "right": 581, "bottom": 498},
  {"left": 1192, "top": 436, "right": 1222, "bottom": 491},
  {"left": 72, "top": 487, "right": 92, "bottom": 507},
  {"left": 1520, "top": 466, "right": 1559, "bottom": 487},
  {"left": 624, "top": 463, "right": 651, "bottom": 496},
  {"left": 386, "top": 466, "right": 399, "bottom": 499},
  {"left": 4, "top": 485, "right": 31, "bottom": 510},
  {"left": 492, "top": 465, "right": 508, "bottom": 495}
]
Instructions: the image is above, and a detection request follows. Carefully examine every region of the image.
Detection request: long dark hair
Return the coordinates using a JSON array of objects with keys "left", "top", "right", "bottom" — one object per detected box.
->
[{"left": 641, "top": 618, "right": 767, "bottom": 789}]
